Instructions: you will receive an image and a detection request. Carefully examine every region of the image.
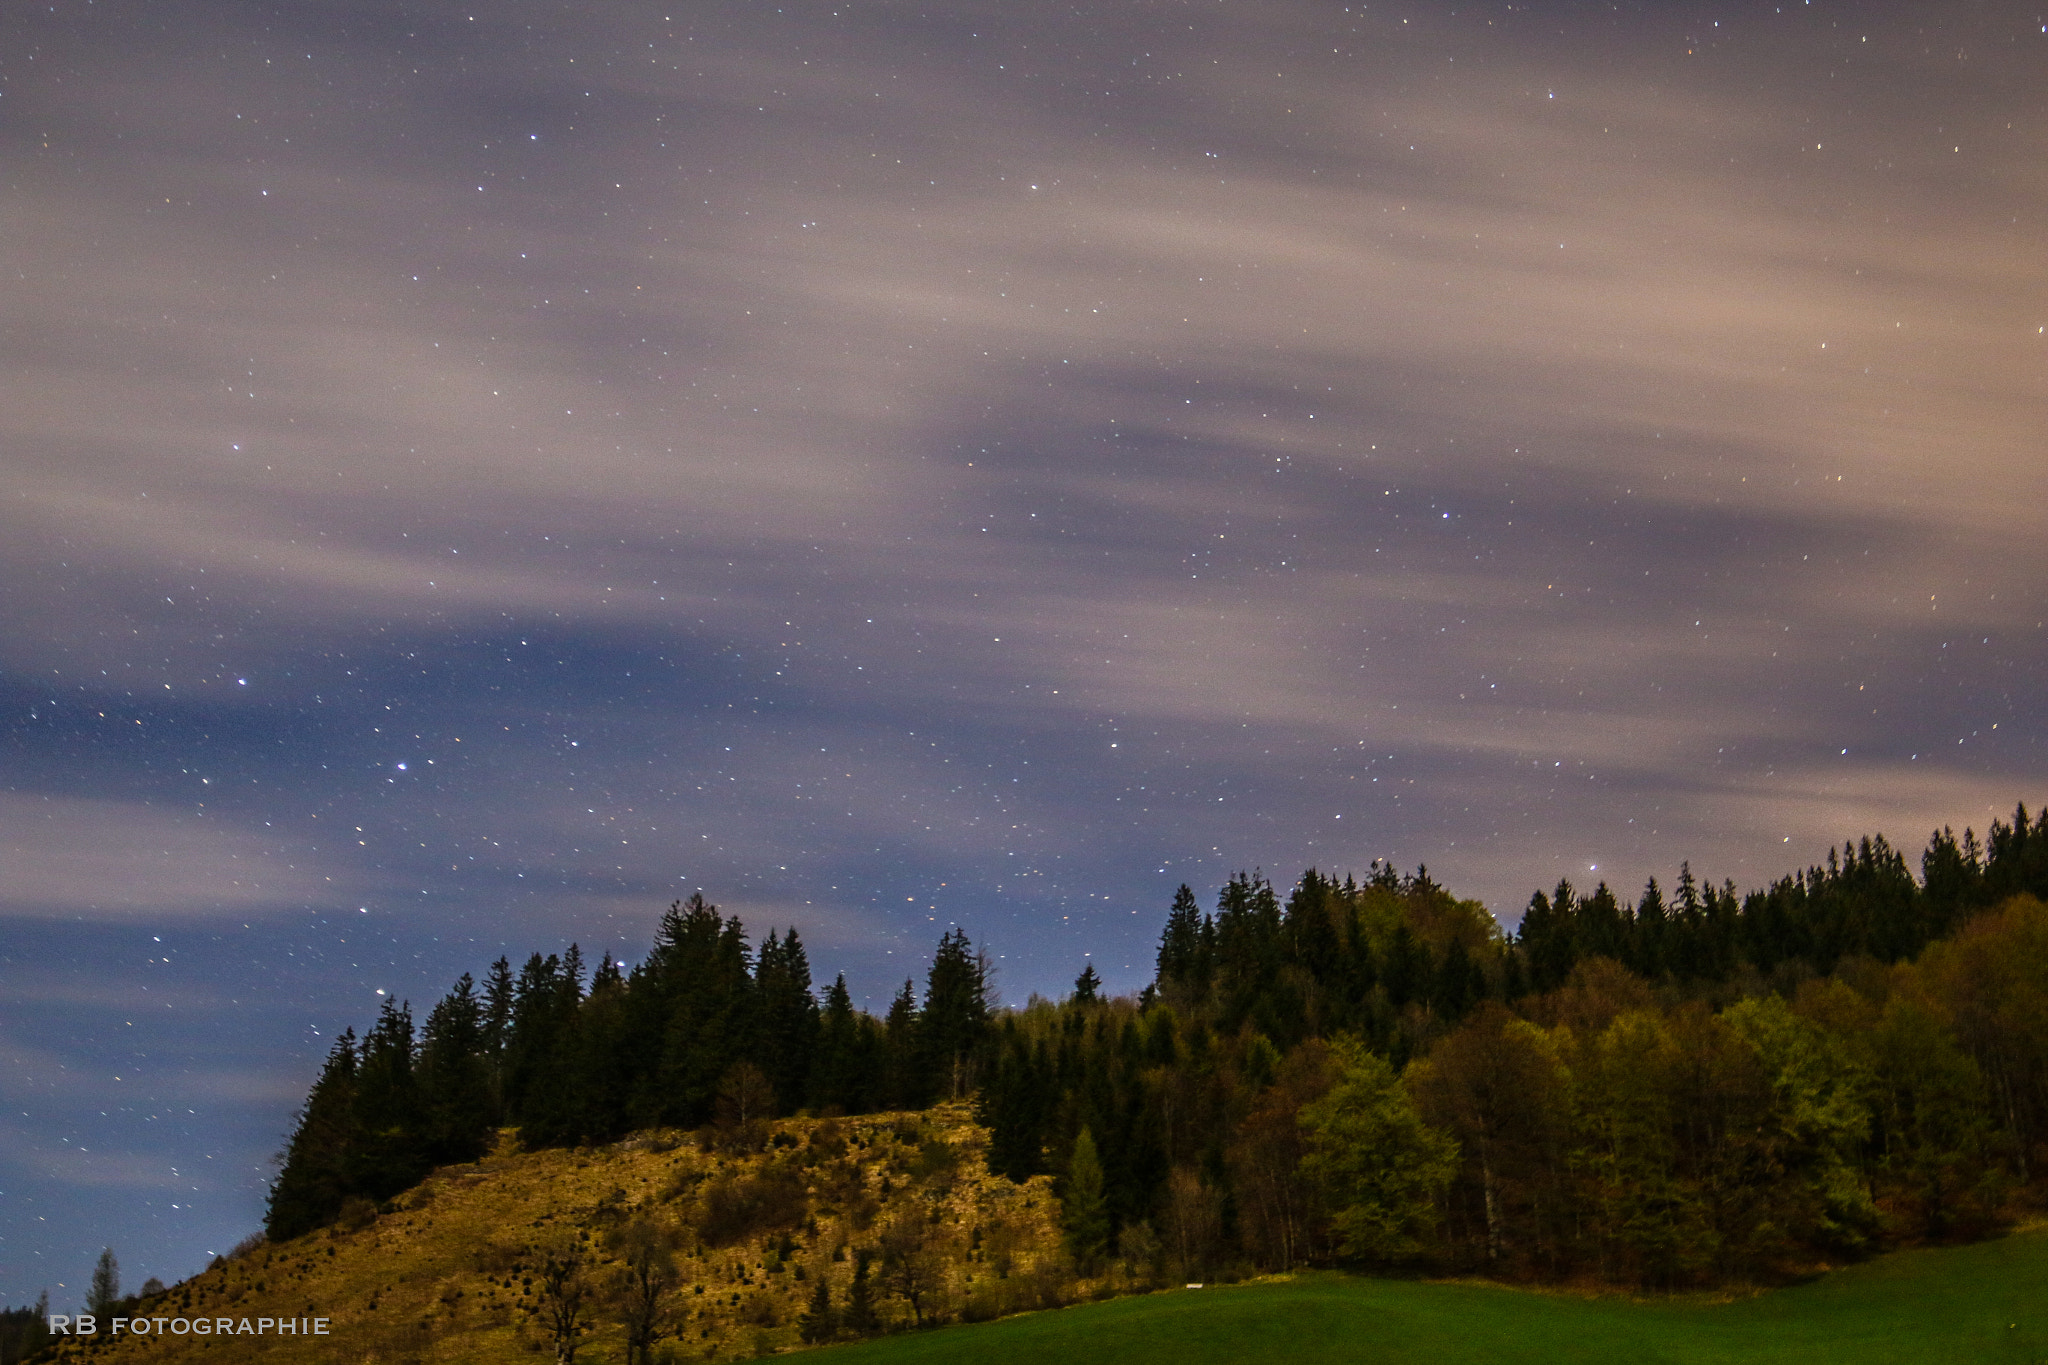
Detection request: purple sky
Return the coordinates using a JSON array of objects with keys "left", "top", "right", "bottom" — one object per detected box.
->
[{"left": 3, "top": 0, "right": 2044, "bottom": 1306}]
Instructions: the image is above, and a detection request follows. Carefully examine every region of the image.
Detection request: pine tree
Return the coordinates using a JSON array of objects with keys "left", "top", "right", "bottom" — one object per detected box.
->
[
  {"left": 504, "top": 952, "right": 566, "bottom": 1119},
  {"left": 1633, "top": 876, "right": 1668, "bottom": 977},
  {"left": 842, "top": 1250, "right": 879, "bottom": 1335},
  {"left": 1382, "top": 922, "right": 1427, "bottom": 1009},
  {"left": 1062, "top": 1127, "right": 1111, "bottom": 1273},
  {"left": 1156, "top": 884, "right": 1209, "bottom": 997},
  {"left": 1072, "top": 962, "right": 1102, "bottom": 1004},
  {"left": 86, "top": 1250, "right": 119, "bottom": 1321},
  {"left": 922, "top": 927, "right": 991, "bottom": 1099},
  {"left": 349, "top": 998, "right": 428, "bottom": 1199},
  {"left": 881, "top": 979, "right": 924, "bottom": 1109},
  {"left": 810, "top": 974, "right": 871, "bottom": 1113},
  {"left": 267, "top": 1029, "right": 361, "bottom": 1239},
  {"left": 978, "top": 1030, "right": 1050, "bottom": 1181},
  {"left": 571, "top": 955, "right": 635, "bottom": 1143},
  {"left": 646, "top": 900, "right": 756, "bottom": 1127},
  {"left": 1432, "top": 937, "right": 1479, "bottom": 1022},
  {"left": 1580, "top": 882, "right": 1627, "bottom": 962},
  {"left": 756, "top": 928, "right": 821, "bottom": 1113},
  {"left": 797, "top": 1276, "right": 836, "bottom": 1343},
  {"left": 1213, "top": 872, "right": 1284, "bottom": 1032},
  {"left": 417, "top": 974, "right": 494, "bottom": 1165}
]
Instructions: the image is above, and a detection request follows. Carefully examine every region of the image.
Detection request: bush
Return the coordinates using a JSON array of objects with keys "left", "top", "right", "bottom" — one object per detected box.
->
[{"left": 696, "top": 1164, "right": 809, "bottom": 1247}]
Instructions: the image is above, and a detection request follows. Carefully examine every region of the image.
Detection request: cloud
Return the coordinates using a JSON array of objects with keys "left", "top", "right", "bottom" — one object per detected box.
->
[{"left": 0, "top": 795, "right": 342, "bottom": 923}]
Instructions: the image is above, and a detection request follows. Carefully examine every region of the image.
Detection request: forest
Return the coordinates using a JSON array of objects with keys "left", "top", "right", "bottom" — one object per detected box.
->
[{"left": 267, "top": 803, "right": 2048, "bottom": 1290}]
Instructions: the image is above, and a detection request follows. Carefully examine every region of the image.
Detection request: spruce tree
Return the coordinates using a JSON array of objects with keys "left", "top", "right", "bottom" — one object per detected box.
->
[
  {"left": 756, "top": 929, "right": 821, "bottom": 1113},
  {"left": 647, "top": 899, "right": 756, "bottom": 1127},
  {"left": 1156, "top": 884, "right": 1208, "bottom": 995},
  {"left": 1062, "top": 1128, "right": 1111, "bottom": 1273},
  {"left": 810, "top": 974, "right": 868, "bottom": 1113},
  {"left": 267, "top": 1029, "right": 361, "bottom": 1239},
  {"left": 417, "top": 974, "right": 494, "bottom": 1165},
  {"left": 797, "top": 1277, "right": 836, "bottom": 1343},
  {"left": 86, "top": 1250, "right": 119, "bottom": 1321},
  {"left": 569, "top": 955, "right": 634, "bottom": 1143},
  {"left": 349, "top": 998, "right": 428, "bottom": 1200},
  {"left": 842, "top": 1250, "right": 878, "bottom": 1335},
  {"left": 922, "top": 927, "right": 990, "bottom": 1099},
  {"left": 882, "top": 979, "right": 924, "bottom": 1109}
]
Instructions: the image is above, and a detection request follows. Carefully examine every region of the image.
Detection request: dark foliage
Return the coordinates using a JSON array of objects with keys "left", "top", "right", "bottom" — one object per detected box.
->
[
  {"left": 269, "top": 802, "right": 2048, "bottom": 1294},
  {"left": 0, "top": 1294, "right": 52, "bottom": 1365},
  {"left": 269, "top": 897, "right": 973, "bottom": 1240}
]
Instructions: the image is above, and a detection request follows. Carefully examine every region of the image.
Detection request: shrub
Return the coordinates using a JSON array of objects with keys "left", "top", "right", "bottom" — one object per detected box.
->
[{"left": 696, "top": 1164, "right": 809, "bottom": 1248}]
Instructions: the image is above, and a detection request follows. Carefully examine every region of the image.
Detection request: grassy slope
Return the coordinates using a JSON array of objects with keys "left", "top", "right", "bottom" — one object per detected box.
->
[
  {"left": 52, "top": 1104, "right": 1062, "bottom": 1365},
  {"left": 807, "top": 1229, "right": 2048, "bottom": 1365}
]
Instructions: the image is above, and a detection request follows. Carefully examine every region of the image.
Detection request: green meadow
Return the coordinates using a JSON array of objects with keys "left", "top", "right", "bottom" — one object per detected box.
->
[{"left": 801, "top": 1228, "right": 2048, "bottom": 1365}]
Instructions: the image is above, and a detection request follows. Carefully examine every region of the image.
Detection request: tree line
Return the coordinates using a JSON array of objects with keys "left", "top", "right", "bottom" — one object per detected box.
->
[
  {"left": 271, "top": 803, "right": 2048, "bottom": 1291},
  {"left": 978, "top": 803, "right": 2048, "bottom": 1286},
  {"left": 266, "top": 897, "right": 991, "bottom": 1241}
]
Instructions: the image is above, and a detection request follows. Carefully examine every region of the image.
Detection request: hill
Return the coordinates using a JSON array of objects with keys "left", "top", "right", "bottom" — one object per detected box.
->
[
  {"left": 50, "top": 1124, "right": 2048, "bottom": 1365},
  {"left": 48, "top": 1104, "right": 1071, "bottom": 1365}
]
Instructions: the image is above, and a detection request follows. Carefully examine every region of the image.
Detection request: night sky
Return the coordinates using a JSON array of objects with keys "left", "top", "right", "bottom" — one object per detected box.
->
[{"left": 4, "top": 0, "right": 2044, "bottom": 1306}]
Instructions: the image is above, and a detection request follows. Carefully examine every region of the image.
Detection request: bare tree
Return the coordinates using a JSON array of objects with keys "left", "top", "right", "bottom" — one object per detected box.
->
[
  {"left": 1162, "top": 1166, "right": 1221, "bottom": 1283},
  {"left": 878, "top": 1205, "right": 951, "bottom": 1327},
  {"left": 534, "top": 1243, "right": 590, "bottom": 1365},
  {"left": 612, "top": 1221, "right": 678, "bottom": 1365},
  {"left": 713, "top": 1063, "right": 775, "bottom": 1152}
]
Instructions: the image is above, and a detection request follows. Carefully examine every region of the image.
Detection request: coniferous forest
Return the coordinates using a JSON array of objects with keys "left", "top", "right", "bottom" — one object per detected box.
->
[{"left": 269, "top": 804, "right": 2048, "bottom": 1289}]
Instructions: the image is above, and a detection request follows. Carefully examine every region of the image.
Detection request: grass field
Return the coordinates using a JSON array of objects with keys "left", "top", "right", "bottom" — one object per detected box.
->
[{"left": 803, "top": 1228, "right": 2048, "bottom": 1365}]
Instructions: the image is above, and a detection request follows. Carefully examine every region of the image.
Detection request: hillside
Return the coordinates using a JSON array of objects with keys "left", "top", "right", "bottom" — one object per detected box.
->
[{"left": 51, "top": 1105, "right": 1069, "bottom": 1365}]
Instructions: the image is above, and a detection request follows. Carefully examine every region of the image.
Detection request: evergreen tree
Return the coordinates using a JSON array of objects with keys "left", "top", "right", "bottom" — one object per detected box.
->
[
  {"left": 1519, "top": 880, "right": 1580, "bottom": 992},
  {"left": 1432, "top": 936, "right": 1482, "bottom": 1023},
  {"left": 1072, "top": 962, "right": 1102, "bottom": 1004},
  {"left": 1, "top": 1291, "right": 54, "bottom": 1365},
  {"left": 1213, "top": 872, "right": 1284, "bottom": 1032},
  {"left": 569, "top": 954, "right": 635, "bottom": 1143},
  {"left": 923, "top": 927, "right": 991, "bottom": 1099},
  {"left": 267, "top": 1029, "right": 360, "bottom": 1240},
  {"left": 881, "top": 979, "right": 925, "bottom": 1109},
  {"left": 86, "top": 1250, "right": 119, "bottom": 1321},
  {"left": 1062, "top": 1127, "right": 1111, "bottom": 1272},
  {"left": 1670, "top": 864, "right": 1705, "bottom": 980},
  {"left": 482, "top": 956, "right": 515, "bottom": 1053},
  {"left": 349, "top": 998, "right": 428, "bottom": 1199},
  {"left": 1579, "top": 882, "right": 1627, "bottom": 962},
  {"left": 1381, "top": 922, "right": 1428, "bottom": 1010},
  {"left": 481, "top": 955, "right": 515, "bottom": 1117},
  {"left": 842, "top": 1250, "right": 879, "bottom": 1335},
  {"left": 755, "top": 928, "right": 821, "bottom": 1113},
  {"left": 797, "top": 1277, "right": 836, "bottom": 1344},
  {"left": 504, "top": 952, "right": 567, "bottom": 1119},
  {"left": 1156, "top": 884, "right": 1210, "bottom": 998},
  {"left": 649, "top": 901, "right": 756, "bottom": 1127},
  {"left": 1285, "top": 870, "right": 1343, "bottom": 988},
  {"left": 810, "top": 974, "right": 872, "bottom": 1113},
  {"left": 417, "top": 974, "right": 494, "bottom": 1165},
  {"left": 511, "top": 952, "right": 591, "bottom": 1148},
  {"left": 1633, "top": 877, "right": 1668, "bottom": 977},
  {"left": 979, "top": 1029, "right": 1051, "bottom": 1181}
]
